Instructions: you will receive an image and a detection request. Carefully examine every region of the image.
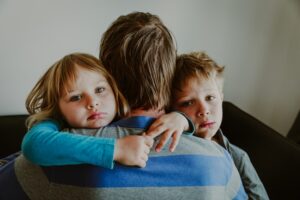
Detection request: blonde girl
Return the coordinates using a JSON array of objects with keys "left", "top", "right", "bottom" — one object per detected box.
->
[{"left": 22, "top": 53, "right": 154, "bottom": 168}]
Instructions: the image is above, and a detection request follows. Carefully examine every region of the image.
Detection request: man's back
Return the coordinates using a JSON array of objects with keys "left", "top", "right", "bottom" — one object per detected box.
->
[{"left": 10, "top": 116, "right": 247, "bottom": 200}]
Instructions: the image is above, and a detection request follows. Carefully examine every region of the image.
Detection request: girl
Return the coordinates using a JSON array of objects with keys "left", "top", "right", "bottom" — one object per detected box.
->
[{"left": 22, "top": 53, "right": 190, "bottom": 169}]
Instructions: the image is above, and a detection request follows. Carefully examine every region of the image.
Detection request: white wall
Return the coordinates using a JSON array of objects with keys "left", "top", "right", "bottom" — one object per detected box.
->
[{"left": 0, "top": 0, "right": 299, "bottom": 136}]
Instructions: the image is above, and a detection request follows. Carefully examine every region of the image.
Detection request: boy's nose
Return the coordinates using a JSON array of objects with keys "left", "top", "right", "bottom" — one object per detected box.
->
[{"left": 196, "top": 103, "right": 210, "bottom": 117}]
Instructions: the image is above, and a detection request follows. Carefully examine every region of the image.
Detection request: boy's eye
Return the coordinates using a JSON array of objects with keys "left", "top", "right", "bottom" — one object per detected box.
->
[
  {"left": 96, "top": 87, "right": 105, "bottom": 93},
  {"left": 69, "top": 95, "right": 81, "bottom": 102},
  {"left": 180, "top": 100, "right": 194, "bottom": 107},
  {"left": 206, "top": 95, "right": 216, "bottom": 101}
]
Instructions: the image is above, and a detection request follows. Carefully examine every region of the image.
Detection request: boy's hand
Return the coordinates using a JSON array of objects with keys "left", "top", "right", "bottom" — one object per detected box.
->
[
  {"left": 146, "top": 112, "right": 189, "bottom": 152},
  {"left": 114, "top": 134, "right": 153, "bottom": 168}
]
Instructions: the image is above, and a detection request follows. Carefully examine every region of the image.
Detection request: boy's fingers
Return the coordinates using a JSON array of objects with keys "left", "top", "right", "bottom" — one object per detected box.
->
[
  {"left": 146, "top": 126, "right": 163, "bottom": 138},
  {"left": 147, "top": 120, "right": 161, "bottom": 133},
  {"left": 155, "top": 131, "right": 172, "bottom": 152},
  {"left": 169, "top": 132, "right": 180, "bottom": 152},
  {"left": 148, "top": 120, "right": 161, "bottom": 130}
]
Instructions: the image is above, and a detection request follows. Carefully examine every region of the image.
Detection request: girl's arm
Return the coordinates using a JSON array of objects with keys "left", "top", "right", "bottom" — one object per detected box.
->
[
  {"left": 22, "top": 120, "right": 152, "bottom": 169},
  {"left": 22, "top": 120, "right": 115, "bottom": 168},
  {"left": 22, "top": 113, "right": 192, "bottom": 168}
]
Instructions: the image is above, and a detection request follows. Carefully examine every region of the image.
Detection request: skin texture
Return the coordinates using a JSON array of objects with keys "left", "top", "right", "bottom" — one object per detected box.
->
[{"left": 173, "top": 77, "right": 223, "bottom": 140}]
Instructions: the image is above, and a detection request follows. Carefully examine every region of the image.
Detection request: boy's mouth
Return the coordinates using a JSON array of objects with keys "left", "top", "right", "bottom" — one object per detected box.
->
[{"left": 199, "top": 121, "right": 215, "bottom": 128}]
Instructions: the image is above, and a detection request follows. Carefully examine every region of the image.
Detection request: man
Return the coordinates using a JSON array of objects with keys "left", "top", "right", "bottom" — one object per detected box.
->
[{"left": 0, "top": 12, "right": 247, "bottom": 200}]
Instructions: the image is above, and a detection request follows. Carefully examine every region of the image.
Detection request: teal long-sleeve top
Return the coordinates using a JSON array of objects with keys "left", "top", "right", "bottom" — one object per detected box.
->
[
  {"left": 21, "top": 113, "right": 194, "bottom": 169},
  {"left": 21, "top": 120, "right": 116, "bottom": 169}
]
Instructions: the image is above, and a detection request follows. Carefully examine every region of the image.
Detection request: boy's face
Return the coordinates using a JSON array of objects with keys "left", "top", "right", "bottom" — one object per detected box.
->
[
  {"left": 172, "top": 77, "right": 223, "bottom": 140},
  {"left": 59, "top": 66, "right": 117, "bottom": 128}
]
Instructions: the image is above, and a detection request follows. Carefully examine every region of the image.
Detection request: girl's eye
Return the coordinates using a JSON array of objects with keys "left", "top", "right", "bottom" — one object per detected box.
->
[
  {"left": 70, "top": 95, "right": 81, "bottom": 102},
  {"left": 96, "top": 87, "right": 105, "bottom": 93},
  {"left": 180, "top": 100, "right": 194, "bottom": 107}
]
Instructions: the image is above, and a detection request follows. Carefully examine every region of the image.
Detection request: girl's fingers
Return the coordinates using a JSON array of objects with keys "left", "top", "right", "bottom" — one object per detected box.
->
[
  {"left": 141, "top": 153, "right": 148, "bottom": 162},
  {"left": 144, "top": 146, "right": 150, "bottom": 154},
  {"left": 144, "top": 135, "right": 154, "bottom": 148},
  {"left": 137, "top": 159, "right": 146, "bottom": 168}
]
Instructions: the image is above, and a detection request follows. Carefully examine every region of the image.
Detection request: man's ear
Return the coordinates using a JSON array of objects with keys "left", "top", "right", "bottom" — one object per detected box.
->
[{"left": 220, "top": 92, "right": 224, "bottom": 101}]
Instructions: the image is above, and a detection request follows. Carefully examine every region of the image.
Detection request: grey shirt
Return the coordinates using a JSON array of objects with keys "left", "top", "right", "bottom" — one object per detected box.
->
[{"left": 216, "top": 129, "right": 269, "bottom": 200}]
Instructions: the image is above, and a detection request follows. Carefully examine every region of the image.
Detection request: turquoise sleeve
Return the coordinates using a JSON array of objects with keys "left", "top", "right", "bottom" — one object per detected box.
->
[{"left": 21, "top": 120, "right": 115, "bottom": 169}]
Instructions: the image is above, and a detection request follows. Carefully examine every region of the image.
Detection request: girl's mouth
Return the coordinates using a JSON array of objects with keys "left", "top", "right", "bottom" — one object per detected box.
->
[{"left": 88, "top": 113, "right": 105, "bottom": 120}]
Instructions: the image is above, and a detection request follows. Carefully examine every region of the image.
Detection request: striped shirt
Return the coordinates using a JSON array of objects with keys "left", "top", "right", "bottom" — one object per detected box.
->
[{"left": 0, "top": 116, "right": 247, "bottom": 200}]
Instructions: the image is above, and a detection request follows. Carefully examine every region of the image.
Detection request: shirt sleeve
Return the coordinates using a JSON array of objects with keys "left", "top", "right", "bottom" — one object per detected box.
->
[
  {"left": 21, "top": 120, "right": 116, "bottom": 169},
  {"left": 173, "top": 111, "right": 195, "bottom": 135},
  {"left": 225, "top": 138, "right": 269, "bottom": 200}
]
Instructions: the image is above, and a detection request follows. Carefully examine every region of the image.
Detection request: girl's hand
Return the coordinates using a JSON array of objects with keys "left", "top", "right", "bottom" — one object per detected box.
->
[
  {"left": 146, "top": 112, "right": 189, "bottom": 152},
  {"left": 114, "top": 134, "right": 153, "bottom": 167}
]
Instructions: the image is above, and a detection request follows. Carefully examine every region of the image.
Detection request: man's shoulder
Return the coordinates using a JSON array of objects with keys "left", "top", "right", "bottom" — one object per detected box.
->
[
  {"left": 68, "top": 116, "right": 154, "bottom": 138},
  {"left": 10, "top": 136, "right": 247, "bottom": 200},
  {"left": 111, "top": 116, "right": 155, "bottom": 129},
  {"left": 154, "top": 134, "right": 226, "bottom": 157}
]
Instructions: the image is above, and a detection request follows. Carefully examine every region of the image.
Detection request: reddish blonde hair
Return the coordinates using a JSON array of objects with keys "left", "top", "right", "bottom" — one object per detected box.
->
[{"left": 26, "top": 53, "right": 128, "bottom": 129}]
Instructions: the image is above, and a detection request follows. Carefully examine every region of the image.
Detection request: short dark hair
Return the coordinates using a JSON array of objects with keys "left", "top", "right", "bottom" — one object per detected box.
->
[
  {"left": 100, "top": 12, "right": 176, "bottom": 110},
  {"left": 173, "top": 51, "right": 225, "bottom": 98}
]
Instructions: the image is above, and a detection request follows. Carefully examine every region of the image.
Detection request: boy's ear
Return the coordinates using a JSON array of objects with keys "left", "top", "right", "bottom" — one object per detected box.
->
[{"left": 220, "top": 92, "right": 224, "bottom": 101}]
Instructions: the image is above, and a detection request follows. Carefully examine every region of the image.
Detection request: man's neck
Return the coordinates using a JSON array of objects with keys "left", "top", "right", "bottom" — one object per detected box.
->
[{"left": 129, "top": 108, "right": 165, "bottom": 118}]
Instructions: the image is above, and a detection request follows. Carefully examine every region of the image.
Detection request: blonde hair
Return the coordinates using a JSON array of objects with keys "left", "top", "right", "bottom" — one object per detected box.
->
[
  {"left": 26, "top": 53, "right": 128, "bottom": 129},
  {"left": 100, "top": 12, "right": 176, "bottom": 110},
  {"left": 173, "top": 51, "right": 225, "bottom": 98}
]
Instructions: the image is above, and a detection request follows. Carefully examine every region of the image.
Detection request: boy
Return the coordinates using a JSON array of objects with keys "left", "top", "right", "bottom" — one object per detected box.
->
[{"left": 172, "top": 51, "right": 269, "bottom": 199}]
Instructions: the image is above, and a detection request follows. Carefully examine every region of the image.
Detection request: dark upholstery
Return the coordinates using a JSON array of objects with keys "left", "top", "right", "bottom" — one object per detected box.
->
[
  {"left": 287, "top": 110, "right": 300, "bottom": 145},
  {"left": 0, "top": 115, "right": 28, "bottom": 158},
  {"left": 0, "top": 102, "right": 299, "bottom": 199},
  {"left": 221, "top": 101, "right": 300, "bottom": 200}
]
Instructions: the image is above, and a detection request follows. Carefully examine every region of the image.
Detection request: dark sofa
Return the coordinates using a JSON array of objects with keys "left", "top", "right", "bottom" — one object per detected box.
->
[
  {"left": 1, "top": 101, "right": 299, "bottom": 200},
  {"left": 221, "top": 102, "right": 300, "bottom": 200}
]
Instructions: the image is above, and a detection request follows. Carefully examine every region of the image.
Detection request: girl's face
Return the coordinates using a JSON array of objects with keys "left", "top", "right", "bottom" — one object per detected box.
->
[
  {"left": 172, "top": 77, "right": 223, "bottom": 140},
  {"left": 59, "top": 66, "right": 117, "bottom": 128}
]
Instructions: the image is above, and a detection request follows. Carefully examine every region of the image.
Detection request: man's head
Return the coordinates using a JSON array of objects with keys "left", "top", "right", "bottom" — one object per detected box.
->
[
  {"left": 172, "top": 52, "right": 225, "bottom": 140},
  {"left": 100, "top": 12, "right": 176, "bottom": 111}
]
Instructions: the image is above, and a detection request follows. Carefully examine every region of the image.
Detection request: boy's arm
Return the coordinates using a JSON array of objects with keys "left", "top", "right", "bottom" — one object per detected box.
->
[
  {"left": 176, "top": 111, "right": 195, "bottom": 135},
  {"left": 146, "top": 111, "right": 195, "bottom": 152}
]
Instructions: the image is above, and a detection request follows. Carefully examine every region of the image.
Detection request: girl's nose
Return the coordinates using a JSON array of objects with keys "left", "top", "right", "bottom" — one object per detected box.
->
[
  {"left": 86, "top": 95, "right": 99, "bottom": 110},
  {"left": 87, "top": 103, "right": 98, "bottom": 110}
]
